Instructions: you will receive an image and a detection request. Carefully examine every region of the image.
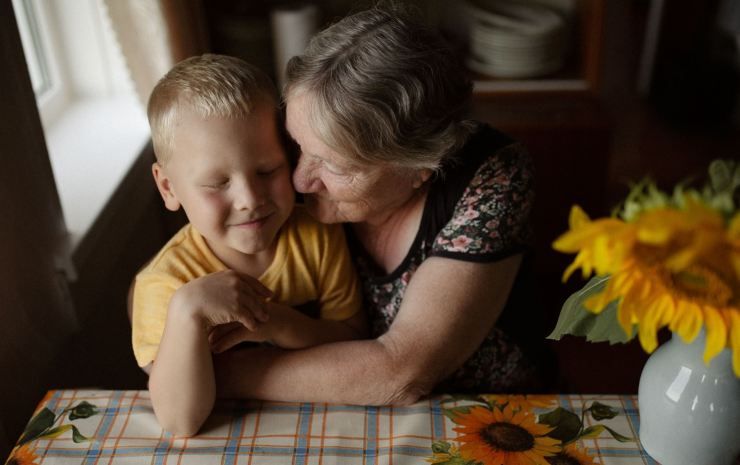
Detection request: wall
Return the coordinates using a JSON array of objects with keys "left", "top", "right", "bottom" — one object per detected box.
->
[{"left": 0, "top": 2, "right": 76, "bottom": 458}]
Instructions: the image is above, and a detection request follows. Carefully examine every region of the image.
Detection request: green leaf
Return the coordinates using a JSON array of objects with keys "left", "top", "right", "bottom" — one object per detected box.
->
[
  {"left": 442, "top": 406, "right": 473, "bottom": 421},
  {"left": 71, "top": 426, "right": 89, "bottom": 443},
  {"left": 38, "top": 425, "right": 74, "bottom": 440},
  {"left": 709, "top": 159, "right": 732, "bottom": 192},
  {"left": 537, "top": 407, "right": 582, "bottom": 443},
  {"left": 588, "top": 402, "right": 619, "bottom": 420},
  {"left": 432, "top": 441, "right": 452, "bottom": 454},
  {"left": 18, "top": 408, "right": 55, "bottom": 445},
  {"left": 603, "top": 425, "right": 633, "bottom": 442},
  {"left": 579, "top": 424, "right": 605, "bottom": 439},
  {"left": 547, "top": 276, "right": 635, "bottom": 344},
  {"left": 68, "top": 401, "right": 98, "bottom": 420}
]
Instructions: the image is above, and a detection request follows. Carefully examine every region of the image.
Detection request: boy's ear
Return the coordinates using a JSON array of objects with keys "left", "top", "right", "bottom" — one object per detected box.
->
[{"left": 152, "top": 162, "right": 182, "bottom": 212}]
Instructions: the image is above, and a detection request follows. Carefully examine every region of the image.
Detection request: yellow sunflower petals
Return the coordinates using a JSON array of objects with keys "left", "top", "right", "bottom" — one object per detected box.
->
[
  {"left": 673, "top": 301, "right": 703, "bottom": 344},
  {"left": 702, "top": 306, "right": 728, "bottom": 366},
  {"left": 569, "top": 204, "right": 590, "bottom": 229},
  {"left": 729, "top": 311, "right": 740, "bottom": 377},
  {"left": 584, "top": 290, "right": 610, "bottom": 314},
  {"left": 729, "top": 213, "right": 740, "bottom": 238},
  {"left": 639, "top": 295, "right": 673, "bottom": 353},
  {"left": 635, "top": 209, "right": 683, "bottom": 244}
]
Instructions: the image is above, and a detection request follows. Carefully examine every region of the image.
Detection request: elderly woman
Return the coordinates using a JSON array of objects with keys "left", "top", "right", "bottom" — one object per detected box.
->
[{"left": 213, "top": 6, "right": 544, "bottom": 403}]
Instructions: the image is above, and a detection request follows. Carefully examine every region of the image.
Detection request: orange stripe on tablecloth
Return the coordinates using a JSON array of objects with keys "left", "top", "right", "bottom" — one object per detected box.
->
[
  {"left": 388, "top": 406, "right": 394, "bottom": 465},
  {"left": 246, "top": 402, "right": 264, "bottom": 465}
]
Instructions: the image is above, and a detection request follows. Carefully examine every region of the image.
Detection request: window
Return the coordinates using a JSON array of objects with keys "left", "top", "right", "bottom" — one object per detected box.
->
[{"left": 12, "top": 0, "right": 150, "bottom": 252}]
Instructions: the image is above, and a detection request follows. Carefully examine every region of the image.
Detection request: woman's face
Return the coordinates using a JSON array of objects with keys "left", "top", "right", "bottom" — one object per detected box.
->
[{"left": 286, "top": 92, "right": 425, "bottom": 225}]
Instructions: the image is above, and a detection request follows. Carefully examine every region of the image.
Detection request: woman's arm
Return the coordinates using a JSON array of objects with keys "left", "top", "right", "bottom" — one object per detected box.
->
[{"left": 215, "top": 254, "right": 522, "bottom": 404}]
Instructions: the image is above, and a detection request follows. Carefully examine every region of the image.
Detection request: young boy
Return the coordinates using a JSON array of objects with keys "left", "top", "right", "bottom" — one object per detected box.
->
[{"left": 131, "top": 54, "right": 365, "bottom": 436}]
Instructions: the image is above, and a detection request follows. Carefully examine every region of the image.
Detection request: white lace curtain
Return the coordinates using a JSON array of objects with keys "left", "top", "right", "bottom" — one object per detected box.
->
[{"left": 102, "top": 0, "right": 207, "bottom": 106}]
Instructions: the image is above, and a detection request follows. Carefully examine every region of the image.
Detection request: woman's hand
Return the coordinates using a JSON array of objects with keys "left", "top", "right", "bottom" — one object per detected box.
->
[{"left": 171, "top": 270, "right": 273, "bottom": 333}]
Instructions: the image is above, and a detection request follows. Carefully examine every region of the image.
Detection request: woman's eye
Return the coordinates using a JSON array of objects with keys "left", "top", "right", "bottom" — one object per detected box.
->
[{"left": 325, "top": 164, "right": 348, "bottom": 176}]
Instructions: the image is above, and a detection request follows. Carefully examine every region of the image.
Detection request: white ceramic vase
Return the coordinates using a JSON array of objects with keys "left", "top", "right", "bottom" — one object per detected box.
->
[{"left": 638, "top": 331, "right": 740, "bottom": 465}]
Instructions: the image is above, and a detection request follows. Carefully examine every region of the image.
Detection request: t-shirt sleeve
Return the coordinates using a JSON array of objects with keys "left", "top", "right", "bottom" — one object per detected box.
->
[
  {"left": 316, "top": 223, "right": 363, "bottom": 321},
  {"left": 131, "top": 271, "right": 181, "bottom": 367},
  {"left": 431, "top": 143, "right": 534, "bottom": 261}
]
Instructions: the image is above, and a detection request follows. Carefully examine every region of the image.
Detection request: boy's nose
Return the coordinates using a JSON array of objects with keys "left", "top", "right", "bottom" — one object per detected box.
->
[
  {"left": 292, "top": 155, "right": 321, "bottom": 193},
  {"left": 233, "top": 180, "right": 265, "bottom": 211}
]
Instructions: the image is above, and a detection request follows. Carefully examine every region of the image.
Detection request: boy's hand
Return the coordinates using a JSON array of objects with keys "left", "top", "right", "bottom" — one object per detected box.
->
[
  {"left": 208, "top": 323, "right": 263, "bottom": 353},
  {"left": 170, "top": 270, "right": 273, "bottom": 332}
]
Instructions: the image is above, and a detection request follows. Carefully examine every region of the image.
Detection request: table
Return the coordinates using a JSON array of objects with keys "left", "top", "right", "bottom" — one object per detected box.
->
[{"left": 7, "top": 390, "right": 657, "bottom": 464}]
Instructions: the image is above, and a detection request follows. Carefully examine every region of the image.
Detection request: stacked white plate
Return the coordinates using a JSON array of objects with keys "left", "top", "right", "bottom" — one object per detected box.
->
[{"left": 464, "top": 0, "right": 570, "bottom": 79}]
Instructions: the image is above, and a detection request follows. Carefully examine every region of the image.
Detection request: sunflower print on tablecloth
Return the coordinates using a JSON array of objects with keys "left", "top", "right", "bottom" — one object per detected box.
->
[{"left": 427, "top": 395, "right": 632, "bottom": 465}]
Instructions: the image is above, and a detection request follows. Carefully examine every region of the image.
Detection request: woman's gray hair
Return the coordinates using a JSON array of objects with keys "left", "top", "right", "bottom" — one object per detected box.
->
[{"left": 284, "top": 5, "right": 475, "bottom": 171}]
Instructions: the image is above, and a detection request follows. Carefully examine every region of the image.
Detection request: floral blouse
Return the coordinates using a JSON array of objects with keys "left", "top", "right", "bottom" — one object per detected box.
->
[{"left": 347, "top": 123, "right": 543, "bottom": 393}]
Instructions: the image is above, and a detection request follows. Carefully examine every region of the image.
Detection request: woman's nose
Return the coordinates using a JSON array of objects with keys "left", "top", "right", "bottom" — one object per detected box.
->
[{"left": 292, "top": 155, "right": 321, "bottom": 193}]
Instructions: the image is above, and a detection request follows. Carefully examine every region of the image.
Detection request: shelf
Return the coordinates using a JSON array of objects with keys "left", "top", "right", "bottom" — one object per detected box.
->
[{"left": 464, "top": 0, "right": 605, "bottom": 95}]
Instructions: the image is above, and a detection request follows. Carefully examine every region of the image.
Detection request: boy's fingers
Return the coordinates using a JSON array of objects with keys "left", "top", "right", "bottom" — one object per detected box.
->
[
  {"left": 238, "top": 274, "right": 273, "bottom": 298},
  {"left": 238, "top": 292, "right": 270, "bottom": 323},
  {"left": 239, "top": 314, "right": 259, "bottom": 332}
]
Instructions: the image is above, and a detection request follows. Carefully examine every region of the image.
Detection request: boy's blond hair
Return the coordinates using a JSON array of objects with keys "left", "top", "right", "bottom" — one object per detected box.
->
[{"left": 148, "top": 54, "right": 277, "bottom": 163}]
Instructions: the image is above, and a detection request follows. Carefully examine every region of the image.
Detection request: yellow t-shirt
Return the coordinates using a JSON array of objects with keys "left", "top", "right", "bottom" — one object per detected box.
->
[{"left": 131, "top": 206, "right": 362, "bottom": 367}]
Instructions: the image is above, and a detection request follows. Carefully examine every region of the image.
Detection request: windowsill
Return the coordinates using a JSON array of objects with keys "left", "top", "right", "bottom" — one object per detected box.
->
[{"left": 44, "top": 95, "right": 150, "bottom": 251}]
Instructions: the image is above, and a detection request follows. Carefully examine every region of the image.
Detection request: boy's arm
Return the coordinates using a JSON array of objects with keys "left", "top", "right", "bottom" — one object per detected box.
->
[
  {"left": 148, "top": 296, "right": 215, "bottom": 437},
  {"left": 146, "top": 270, "right": 271, "bottom": 436}
]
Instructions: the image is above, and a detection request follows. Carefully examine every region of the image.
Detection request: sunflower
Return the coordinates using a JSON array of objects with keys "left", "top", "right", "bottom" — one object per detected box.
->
[
  {"left": 554, "top": 200, "right": 740, "bottom": 376},
  {"left": 452, "top": 405, "right": 561, "bottom": 465},
  {"left": 6, "top": 445, "right": 39, "bottom": 465},
  {"left": 483, "top": 395, "right": 558, "bottom": 412},
  {"left": 545, "top": 444, "right": 598, "bottom": 465}
]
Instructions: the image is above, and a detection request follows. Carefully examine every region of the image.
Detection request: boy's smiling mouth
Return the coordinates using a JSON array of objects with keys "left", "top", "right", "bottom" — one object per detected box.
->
[{"left": 229, "top": 212, "right": 274, "bottom": 228}]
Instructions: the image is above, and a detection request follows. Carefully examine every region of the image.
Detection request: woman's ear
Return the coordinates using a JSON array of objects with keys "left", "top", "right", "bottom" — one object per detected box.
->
[
  {"left": 152, "top": 162, "right": 182, "bottom": 212},
  {"left": 413, "top": 168, "right": 434, "bottom": 188}
]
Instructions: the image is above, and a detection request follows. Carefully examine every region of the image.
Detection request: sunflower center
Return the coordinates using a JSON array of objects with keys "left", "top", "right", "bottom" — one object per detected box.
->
[
  {"left": 668, "top": 264, "right": 733, "bottom": 307},
  {"left": 546, "top": 453, "right": 581, "bottom": 465},
  {"left": 481, "top": 422, "right": 535, "bottom": 451}
]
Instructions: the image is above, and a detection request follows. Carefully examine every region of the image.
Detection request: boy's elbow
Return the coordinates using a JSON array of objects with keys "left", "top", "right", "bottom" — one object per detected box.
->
[
  {"left": 161, "top": 418, "right": 204, "bottom": 438},
  {"left": 155, "top": 406, "right": 210, "bottom": 437},
  {"left": 149, "top": 381, "right": 213, "bottom": 438}
]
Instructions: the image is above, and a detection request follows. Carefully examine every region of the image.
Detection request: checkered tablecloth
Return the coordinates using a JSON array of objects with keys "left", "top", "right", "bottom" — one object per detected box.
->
[{"left": 6, "top": 390, "right": 657, "bottom": 464}]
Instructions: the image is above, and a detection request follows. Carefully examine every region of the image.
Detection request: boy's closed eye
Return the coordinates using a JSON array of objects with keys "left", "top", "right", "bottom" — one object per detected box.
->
[{"left": 201, "top": 179, "right": 230, "bottom": 189}]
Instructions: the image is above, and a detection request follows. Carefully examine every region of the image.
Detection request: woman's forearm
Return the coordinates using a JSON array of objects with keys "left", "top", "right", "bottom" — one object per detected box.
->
[
  {"left": 148, "top": 308, "right": 215, "bottom": 436},
  {"left": 214, "top": 335, "right": 432, "bottom": 405},
  {"left": 214, "top": 256, "right": 522, "bottom": 406}
]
